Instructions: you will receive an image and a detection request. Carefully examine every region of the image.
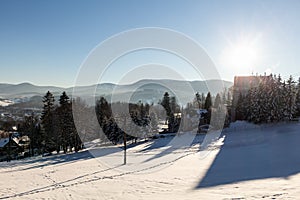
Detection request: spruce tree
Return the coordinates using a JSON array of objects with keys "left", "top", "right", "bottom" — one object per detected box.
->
[
  {"left": 286, "top": 75, "right": 297, "bottom": 119},
  {"left": 161, "top": 92, "right": 171, "bottom": 118},
  {"left": 235, "top": 93, "right": 245, "bottom": 120},
  {"left": 201, "top": 93, "right": 205, "bottom": 109},
  {"left": 95, "top": 97, "right": 115, "bottom": 143},
  {"left": 57, "top": 91, "right": 73, "bottom": 153},
  {"left": 275, "top": 74, "right": 285, "bottom": 121},
  {"left": 214, "top": 93, "right": 222, "bottom": 109},
  {"left": 204, "top": 92, "right": 212, "bottom": 110},
  {"left": 194, "top": 92, "right": 202, "bottom": 109},
  {"left": 295, "top": 77, "right": 300, "bottom": 117},
  {"left": 40, "top": 91, "right": 55, "bottom": 153},
  {"left": 204, "top": 92, "right": 212, "bottom": 124},
  {"left": 169, "top": 96, "right": 180, "bottom": 132}
]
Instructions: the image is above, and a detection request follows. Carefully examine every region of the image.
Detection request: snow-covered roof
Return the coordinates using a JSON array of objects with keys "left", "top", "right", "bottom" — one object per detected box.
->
[
  {"left": 0, "top": 138, "right": 9, "bottom": 148},
  {"left": 196, "top": 109, "right": 208, "bottom": 115},
  {"left": 0, "top": 135, "right": 23, "bottom": 148}
]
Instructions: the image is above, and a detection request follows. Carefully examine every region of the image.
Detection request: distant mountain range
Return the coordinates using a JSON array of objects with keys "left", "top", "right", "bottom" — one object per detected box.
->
[{"left": 0, "top": 79, "right": 233, "bottom": 107}]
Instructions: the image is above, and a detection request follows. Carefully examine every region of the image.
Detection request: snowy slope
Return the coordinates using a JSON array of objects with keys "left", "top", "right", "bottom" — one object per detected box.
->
[{"left": 1, "top": 121, "right": 300, "bottom": 199}]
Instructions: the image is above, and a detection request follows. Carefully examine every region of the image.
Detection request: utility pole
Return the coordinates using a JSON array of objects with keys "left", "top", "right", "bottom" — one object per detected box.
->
[
  {"left": 123, "top": 116, "right": 127, "bottom": 165},
  {"left": 7, "top": 132, "right": 12, "bottom": 162}
]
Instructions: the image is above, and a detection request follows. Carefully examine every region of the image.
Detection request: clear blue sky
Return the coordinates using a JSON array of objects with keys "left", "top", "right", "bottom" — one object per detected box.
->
[{"left": 1, "top": 0, "right": 300, "bottom": 87}]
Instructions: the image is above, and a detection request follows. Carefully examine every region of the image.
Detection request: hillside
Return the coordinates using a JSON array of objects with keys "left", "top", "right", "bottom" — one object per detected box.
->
[
  {"left": 0, "top": 79, "right": 232, "bottom": 108},
  {"left": 0, "top": 79, "right": 232, "bottom": 106},
  {"left": 1, "top": 121, "right": 300, "bottom": 199},
  {"left": 0, "top": 79, "right": 233, "bottom": 98},
  {"left": 0, "top": 83, "right": 63, "bottom": 98}
]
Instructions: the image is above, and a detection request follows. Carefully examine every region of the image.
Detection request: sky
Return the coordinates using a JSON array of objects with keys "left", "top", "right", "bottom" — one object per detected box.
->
[{"left": 1, "top": 0, "right": 300, "bottom": 87}]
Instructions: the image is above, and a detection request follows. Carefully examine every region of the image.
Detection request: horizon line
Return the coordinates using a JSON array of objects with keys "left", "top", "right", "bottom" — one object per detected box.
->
[{"left": 0, "top": 78, "right": 234, "bottom": 88}]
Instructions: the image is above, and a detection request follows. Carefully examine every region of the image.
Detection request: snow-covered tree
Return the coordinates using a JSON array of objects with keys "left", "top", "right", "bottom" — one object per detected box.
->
[
  {"left": 235, "top": 74, "right": 298, "bottom": 124},
  {"left": 204, "top": 92, "right": 212, "bottom": 110},
  {"left": 295, "top": 77, "right": 300, "bottom": 117},
  {"left": 214, "top": 93, "right": 222, "bottom": 109}
]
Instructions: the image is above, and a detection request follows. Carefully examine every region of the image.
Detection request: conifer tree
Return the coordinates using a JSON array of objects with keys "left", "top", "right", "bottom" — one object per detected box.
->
[
  {"left": 214, "top": 93, "right": 222, "bottom": 108},
  {"left": 235, "top": 93, "right": 245, "bottom": 120},
  {"left": 40, "top": 91, "right": 56, "bottom": 153},
  {"left": 286, "top": 75, "right": 297, "bottom": 119},
  {"left": 57, "top": 91, "right": 73, "bottom": 153},
  {"left": 161, "top": 92, "right": 171, "bottom": 118},
  {"left": 194, "top": 92, "right": 202, "bottom": 109},
  {"left": 295, "top": 77, "right": 300, "bottom": 116},
  {"left": 203, "top": 92, "right": 212, "bottom": 124},
  {"left": 204, "top": 92, "right": 212, "bottom": 110}
]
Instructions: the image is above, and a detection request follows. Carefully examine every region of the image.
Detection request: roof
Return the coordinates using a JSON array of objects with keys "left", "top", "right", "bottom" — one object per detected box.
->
[
  {"left": 0, "top": 138, "right": 10, "bottom": 148},
  {"left": 196, "top": 109, "right": 208, "bottom": 115},
  {"left": 0, "top": 136, "right": 22, "bottom": 148}
]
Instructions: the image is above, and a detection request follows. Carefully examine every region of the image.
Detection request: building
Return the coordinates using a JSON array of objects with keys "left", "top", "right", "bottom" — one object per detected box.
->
[
  {"left": 0, "top": 136, "right": 20, "bottom": 161},
  {"left": 231, "top": 75, "right": 271, "bottom": 121},
  {"left": 0, "top": 133, "right": 30, "bottom": 161}
]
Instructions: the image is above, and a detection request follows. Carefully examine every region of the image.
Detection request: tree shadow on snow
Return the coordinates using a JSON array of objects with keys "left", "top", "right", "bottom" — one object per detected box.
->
[
  {"left": 141, "top": 133, "right": 206, "bottom": 163},
  {"left": 196, "top": 123, "right": 300, "bottom": 188},
  {"left": 3, "top": 150, "right": 94, "bottom": 172}
]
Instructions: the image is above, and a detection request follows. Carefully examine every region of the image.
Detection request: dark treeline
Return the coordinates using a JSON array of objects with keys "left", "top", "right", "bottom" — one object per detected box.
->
[
  {"left": 95, "top": 97, "right": 156, "bottom": 144},
  {"left": 235, "top": 75, "right": 300, "bottom": 123},
  {"left": 95, "top": 89, "right": 231, "bottom": 144},
  {"left": 3, "top": 75, "right": 300, "bottom": 161},
  {"left": 20, "top": 91, "right": 83, "bottom": 155},
  {"left": 159, "top": 92, "right": 181, "bottom": 133},
  {"left": 95, "top": 92, "right": 186, "bottom": 145}
]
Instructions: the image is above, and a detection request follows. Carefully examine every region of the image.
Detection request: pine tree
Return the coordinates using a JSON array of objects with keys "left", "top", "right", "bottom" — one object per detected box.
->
[
  {"left": 204, "top": 92, "right": 212, "bottom": 110},
  {"left": 170, "top": 96, "right": 181, "bottom": 132},
  {"left": 40, "top": 91, "right": 56, "bottom": 153},
  {"left": 235, "top": 74, "right": 298, "bottom": 124},
  {"left": 222, "top": 89, "right": 227, "bottom": 105},
  {"left": 149, "top": 111, "right": 159, "bottom": 134},
  {"left": 66, "top": 99, "right": 83, "bottom": 152},
  {"left": 201, "top": 93, "right": 205, "bottom": 109},
  {"left": 235, "top": 92, "right": 245, "bottom": 120},
  {"left": 295, "top": 77, "right": 300, "bottom": 117},
  {"left": 161, "top": 92, "right": 171, "bottom": 118},
  {"left": 255, "top": 82, "right": 265, "bottom": 123},
  {"left": 73, "top": 97, "right": 98, "bottom": 143},
  {"left": 204, "top": 92, "right": 212, "bottom": 124},
  {"left": 194, "top": 92, "right": 202, "bottom": 109},
  {"left": 95, "top": 97, "right": 116, "bottom": 143},
  {"left": 246, "top": 82, "right": 258, "bottom": 122},
  {"left": 57, "top": 91, "right": 73, "bottom": 153},
  {"left": 21, "top": 113, "right": 41, "bottom": 156},
  {"left": 268, "top": 75, "right": 279, "bottom": 122},
  {"left": 286, "top": 75, "right": 297, "bottom": 120},
  {"left": 260, "top": 76, "right": 271, "bottom": 123},
  {"left": 214, "top": 93, "right": 222, "bottom": 109},
  {"left": 275, "top": 74, "right": 285, "bottom": 121}
]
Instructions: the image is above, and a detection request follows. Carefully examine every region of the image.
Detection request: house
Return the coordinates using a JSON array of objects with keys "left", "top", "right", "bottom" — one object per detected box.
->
[
  {"left": 0, "top": 133, "right": 30, "bottom": 161},
  {"left": 158, "top": 120, "right": 169, "bottom": 133},
  {"left": 0, "top": 137, "right": 20, "bottom": 161}
]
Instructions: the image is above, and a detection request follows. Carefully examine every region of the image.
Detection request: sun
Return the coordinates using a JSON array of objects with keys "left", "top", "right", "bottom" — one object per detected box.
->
[
  {"left": 220, "top": 34, "right": 261, "bottom": 74},
  {"left": 226, "top": 42, "right": 257, "bottom": 68}
]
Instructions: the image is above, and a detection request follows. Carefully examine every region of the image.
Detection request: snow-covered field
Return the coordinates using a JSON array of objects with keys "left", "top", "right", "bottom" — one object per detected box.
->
[{"left": 1, "top": 121, "right": 300, "bottom": 199}]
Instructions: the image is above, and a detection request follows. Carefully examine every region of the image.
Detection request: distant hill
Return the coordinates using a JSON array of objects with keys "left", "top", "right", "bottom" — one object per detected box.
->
[
  {"left": 93, "top": 79, "right": 233, "bottom": 105},
  {"left": 0, "top": 83, "right": 63, "bottom": 98},
  {"left": 0, "top": 79, "right": 233, "bottom": 106}
]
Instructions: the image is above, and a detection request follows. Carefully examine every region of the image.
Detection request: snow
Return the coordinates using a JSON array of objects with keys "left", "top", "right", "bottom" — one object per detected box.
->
[
  {"left": 1, "top": 121, "right": 300, "bottom": 199},
  {"left": 0, "top": 99, "right": 13, "bottom": 107}
]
